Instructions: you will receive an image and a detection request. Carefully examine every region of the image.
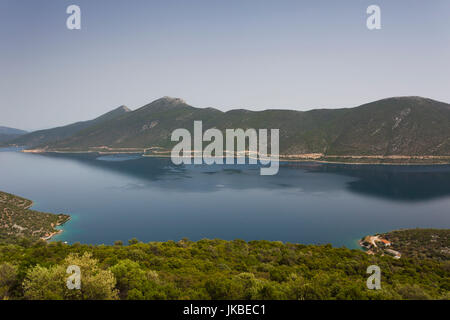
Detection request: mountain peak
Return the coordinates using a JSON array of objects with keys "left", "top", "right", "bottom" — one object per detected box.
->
[
  {"left": 137, "top": 97, "right": 190, "bottom": 112},
  {"left": 156, "top": 96, "right": 186, "bottom": 104},
  {"left": 115, "top": 105, "right": 131, "bottom": 112},
  {"left": 91, "top": 105, "right": 131, "bottom": 123},
  {"left": 359, "top": 96, "right": 450, "bottom": 111},
  {"left": 378, "top": 96, "right": 442, "bottom": 104}
]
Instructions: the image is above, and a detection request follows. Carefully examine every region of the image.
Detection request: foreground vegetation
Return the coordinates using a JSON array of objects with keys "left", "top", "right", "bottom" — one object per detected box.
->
[
  {"left": 0, "top": 191, "right": 448, "bottom": 300},
  {"left": 0, "top": 237, "right": 448, "bottom": 300}
]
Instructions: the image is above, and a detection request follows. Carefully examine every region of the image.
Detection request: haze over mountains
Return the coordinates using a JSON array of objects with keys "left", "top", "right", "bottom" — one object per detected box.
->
[
  {"left": 0, "top": 126, "right": 27, "bottom": 144},
  {"left": 4, "top": 106, "right": 131, "bottom": 148},
  {"left": 2, "top": 96, "right": 450, "bottom": 159}
]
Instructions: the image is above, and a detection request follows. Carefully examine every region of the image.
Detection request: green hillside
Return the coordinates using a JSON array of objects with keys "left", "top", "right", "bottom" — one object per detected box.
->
[
  {"left": 27, "top": 96, "right": 450, "bottom": 160},
  {"left": 0, "top": 126, "right": 27, "bottom": 144},
  {"left": 325, "top": 97, "right": 450, "bottom": 156},
  {"left": 0, "top": 191, "right": 70, "bottom": 243},
  {"left": 3, "top": 106, "right": 131, "bottom": 148},
  {"left": 383, "top": 229, "right": 450, "bottom": 261}
]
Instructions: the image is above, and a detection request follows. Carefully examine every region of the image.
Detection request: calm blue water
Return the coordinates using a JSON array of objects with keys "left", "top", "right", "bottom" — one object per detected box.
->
[{"left": 0, "top": 149, "right": 449, "bottom": 248}]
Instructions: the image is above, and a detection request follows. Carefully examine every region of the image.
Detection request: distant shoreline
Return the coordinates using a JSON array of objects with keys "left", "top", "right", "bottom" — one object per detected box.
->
[{"left": 20, "top": 148, "right": 450, "bottom": 166}]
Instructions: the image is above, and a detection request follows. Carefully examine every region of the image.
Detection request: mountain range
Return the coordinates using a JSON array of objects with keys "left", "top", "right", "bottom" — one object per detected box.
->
[
  {"left": 2, "top": 96, "right": 450, "bottom": 163},
  {"left": 0, "top": 126, "right": 27, "bottom": 144},
  {"left": 4, "top": 106, "right": 131, "bottom": 148}
]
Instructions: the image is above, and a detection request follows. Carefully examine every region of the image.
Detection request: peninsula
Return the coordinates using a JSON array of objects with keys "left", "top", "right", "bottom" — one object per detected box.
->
[{"left": 0, "top": 191, "right": 70, "bottom": 243}]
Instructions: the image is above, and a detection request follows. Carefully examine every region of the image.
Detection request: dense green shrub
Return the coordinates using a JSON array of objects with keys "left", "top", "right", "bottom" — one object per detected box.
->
[{"left": 0, "top": 238, "right": 448, "bottom": 300}]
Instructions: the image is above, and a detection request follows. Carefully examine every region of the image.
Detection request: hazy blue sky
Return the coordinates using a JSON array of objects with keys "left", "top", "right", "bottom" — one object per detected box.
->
[{"left": 1, "top": 0, "right": 449, "bottom": 130}]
